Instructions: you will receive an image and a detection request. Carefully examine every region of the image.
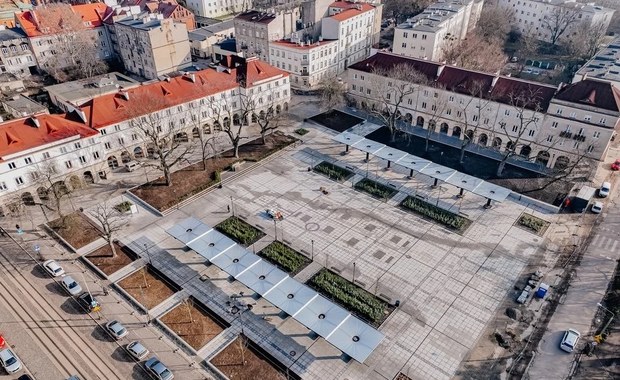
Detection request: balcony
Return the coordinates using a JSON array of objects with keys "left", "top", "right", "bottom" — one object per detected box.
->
[
  {"left": 572, "top": 134, "right": 586, "bottom": 142},
  {"left": 559, "top": 131, "right": 572, "bottom": 138}
]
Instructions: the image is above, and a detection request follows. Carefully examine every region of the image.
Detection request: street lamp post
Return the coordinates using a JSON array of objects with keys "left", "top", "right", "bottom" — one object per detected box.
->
[
  {"left": 597, "top": 302, "right": 615, "bottom": 335},
  {"left": 143, "top": 243, "right": 152, "bottom": 265},
  {"left": 352, "top": 262, "right": 356, "bottom": 283},
  {"left": 311, "top": 239, "right": 314, "bottom": 261},
  {"left": 273, "top": 219, "right": 277, "bottom": 241}
]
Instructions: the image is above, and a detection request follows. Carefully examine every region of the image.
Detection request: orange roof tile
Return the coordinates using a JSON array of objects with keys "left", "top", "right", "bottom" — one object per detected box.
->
[
  {"left": 218, "top": 56, "right": 288, "bottom": 87},
  {"left": 15, "top": 3, "right": 106, "bottom": 38},
  {"left": 330, "top": 4, "right": 374, "bottom": 22},
  {"left": 0, "top": 114, "right": 97, "bottom": 158}
]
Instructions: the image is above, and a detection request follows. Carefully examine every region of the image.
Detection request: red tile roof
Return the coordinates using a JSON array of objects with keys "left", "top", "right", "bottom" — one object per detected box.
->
[
  {"left": 15, "top": 3, "right": 107, "bottom": 37},
  {"left": 348, "top": 52, "right": 441, "bottom": 82},
  {"left": 554, "top": 80, "right": 620, "bottom": 112},
  {"left": 330, "top": 4, "right": 374, "bottom": 22},
  {"left": 0, "top": 114, "right": 97, "bottom": 158},
  {"left": 490, "top": 77, "right": 556, "bottom": 111},
  {"left": 436, "top": 66, "right": 495, "bottom": 96},
  {"left": 219, "top": 56, "right": 288, "bottom": 87}
]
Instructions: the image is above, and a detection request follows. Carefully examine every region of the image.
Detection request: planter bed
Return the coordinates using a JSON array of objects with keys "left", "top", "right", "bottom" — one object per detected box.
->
[
  {"left": 258, "top": 241, "right": 310, "bottom": 275},
  {"left": 117, "top": 265, "right": 178, "bottom": 309},
  {"left": 216, "top": 216, "right": 265, "bottom": 246},
  {"left": 307, "top": 268, "right": 391, "bottom": 327},
  {"left": 84, "top": 241, "right": 137, "bottom": 276},
  {"left": 47, "top": 212, "right": 101, "bottom": 250},
  {"left": 516, "top": 213, "right": 550, "bottom": 236},
  {"left": 354, "top": 178, "right": 397, "bottom": 200},
  {"left": 400, "top": 196, "right": 471, "bottom": 233},
  {"left": 313, "top": 161, "right": 354, "bottom": 182}
]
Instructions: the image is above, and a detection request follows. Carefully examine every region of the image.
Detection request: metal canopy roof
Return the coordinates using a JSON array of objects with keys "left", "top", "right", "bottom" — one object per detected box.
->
[
  {"left": 166, "top": 217, "right": 212, "bottom": 244},
  {"left": 333, "top": 132, "right": 512, "bottom": 203},
  {"left": 167, "top": 218, "right": 384, "bottom": 363},
  {"left": 374, "top": 146, "right": 408, "bottom": 163}
]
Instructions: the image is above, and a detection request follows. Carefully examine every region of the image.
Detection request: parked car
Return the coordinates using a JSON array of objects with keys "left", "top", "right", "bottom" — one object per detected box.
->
[
  {"left": 105, "top": 320, "right": 128, "bottom": 340},
  {"left": 611, "top": 159, "right": 620, "bottom": 171},
  {"left": 599, "top": 182, "right": 611, "bottom": 198},
  {"left": 17, "top": 375, "right": 34, "bottom": 380},
  {"left": 144, "top": 357, "right": 174, "bottom": 380},
  {"left": 43, "top": 260, "right": 65, "bottom": 277},
  {"left": 61, "top": 275, "right": 82, "bottom": 296},
  {"left": 127, "top": 341, "right": 149, "bottom": 360},
  {"left": 77, "top": 293, "right": 101, "bottom": 313},
  {"left": 0, "top": 348, "right": 22, "bottom": 374},
  {"left": 591, "top": 201, "right": 603, "bottom": 214},
  {"left": 560, "top": 328, "right": 581, "bottom": 352},
  {"left": 124, "top": 161, "right": 142, "bottom": 172}
]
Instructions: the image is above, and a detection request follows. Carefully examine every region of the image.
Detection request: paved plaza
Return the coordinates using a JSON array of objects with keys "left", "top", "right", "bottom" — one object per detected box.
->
[{"left": 108, "top": 121, "right": 560, "bottom": 380}]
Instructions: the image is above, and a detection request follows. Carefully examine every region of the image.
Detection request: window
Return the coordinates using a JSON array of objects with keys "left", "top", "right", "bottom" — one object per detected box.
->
[
  {"left": 79, "top": 156, "right": 87, "bottom": 164},
  {"left": 403, "top": 32, "right": 408, "bottom": 38},
  {"left": 546, "top": 135, "right": 553, "bottom": 142},
  {"left": 446, "top": 109, "right": 451, "bottom": 115},
  {"left": 423, "top": 90, "right": 429, "bottom": 96},
  {"left": 131, "top": 133, "right": 138, "bottom": 141},
  {"left": 421, "top": 102, "right": 427, "bottom": 109},
  {"left": 60, "top": 147, "right": 68, "bottom": 154},
  {"left": 42, "top": 152, "right": 50, "bottom": 159},
  {"left": 24, "top": 157, "right": 32, "bottom": 165},
  {"left": 584, "top": 115, "right": 591, "bottom": 121},
  {"left": 528, "top": 130, "right": 535, "bottom": 137},
  {"left": 569, "top": 112, "right": 576, "bottom": 118},
  {"left": 386, "top": 93, "right": 391, "bottom": 100},
  {"left": 556, "top": 109, "right": 563, "bottom": 115},
  {"left": 93, "top": 151, "right": 100, "bottom": 159},
  {"left": 15, "top": 177, "right": 24, "bottom": 185},
  {"left": 104, "top": 142, "right": 112, "bottom": 150},
  {"left": 421, "top": 35, "right": 427, "bottom": 40},
  {"left": 593, "top": 131, "right": 600, "bottom": 138},
  {"left": 587, "top": 145, "right": 594, "bottom": 153},
  {"left": 367, "top": 89, "right": 371, "bottom": 95},
  {"left": 473, "top": 115, "right": 479, "bottom": 122},
  {"left": 600, "top": 118, "right": 606, "bottom": 125},
  {"left": 433, "top": 92, "right": 438, "bottom": 98},
  {"left": 573, "top": 141, "right": 580, "bottom": 149},
  {"left": 65, "top": 161, "right": 73, "bottom": 169},
  {"left": 431, "top": 105, "right": 436, "bottom": 111},
  {"left": 512, "top": 125, "right": 518, "bottom": 132},
  {"left": 449, "top": 96, "right": 454, "bottom": 102},
  {"left": 504, "top": 109, "right": 510, "bottom": 116},
  {"left": 118, "top": 137, "right": 124, "bottom": 145},
  {"left": 401, "top": 42, "right": 406, "bottom": 48},
  {"left": 8, "top": 162, "right": 16, "bottom": 169},
  {"left": 0, "top": 182, "right": 6, "bottom": 191},
  {"left": 74, "top": 142, "right": 81, "bottom": 149},
  {"left": 408, "top": 98, "right": 413, "bottom": 105},
  {"left": 456, "top": 111, "right": 462, "bottom": 118},
  {"left": 100, "top": 129, "right": 107, "bottom": 135},
  {"left": 412, "top": 34, "right": 417, "bottom": 38},
  {"left": 114, "top": 125, "right": 121, "bottom": 132},
  {"left": 552, "top": 121, "right": 558, "bottom": 128}
]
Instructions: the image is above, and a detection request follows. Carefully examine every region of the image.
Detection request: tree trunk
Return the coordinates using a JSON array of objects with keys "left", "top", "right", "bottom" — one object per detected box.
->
[
  {"left": 109, "top": 239, "right": 117, "bottom": 258},
  {"left": 459, "top": 143, "right": 467, "bottom": 164},
  {"left": 496, "top": 159, "right": 507, "bottom": 177},
  {"left": 425, "top": 130, "right": 431, "bottom": 153},
  {"left": 233, "top": 143, "right": 240, "bottom": 158},
  {"left": 163, "top": 167, "right": 173, "bottom": 186},
  {"left": 261, "top": 130, "right": 267, "bottom": 145}
]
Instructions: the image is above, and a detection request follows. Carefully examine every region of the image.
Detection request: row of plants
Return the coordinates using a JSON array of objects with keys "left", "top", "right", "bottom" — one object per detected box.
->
[
  {"left": 308, "top": 268, "right": 388, "bottom": 325},
  {"left": 518, "top": 213, "right": 549, "bottom": 235},
  {"left": 354, "top": 178, "right": 397, "bottom": 200},
  {"left": 113, "top": 201, "right": 133, "bottom": 213},
  {"left": 258, "top": 241, "right": 310, "bottom": 275},
  {"left": 216, "top": 216, "right": 265, "bottom": 246},
  {"left": 400, "top": 196, "right": 471, "bottom": 232},
  {"left": 313, "top": 161, "right": 354, "bottom": 182}
]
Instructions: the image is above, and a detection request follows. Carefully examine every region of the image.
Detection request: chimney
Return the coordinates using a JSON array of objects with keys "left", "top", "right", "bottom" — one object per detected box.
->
[
  {"left": 436, "top": 64, "right": 445, "bottom": 78},
  {"left": 119, "top": 90, "right": 129, "bottom": 100},
  {"left": 30, "top": 116, "right": 40, "bottom": 128},
  {"left": 491, "top": 75, "right": 499, "bottom": 88},
  {"left": 185, "top": 73, "right": 196, "bottom": 82},
  {"left": 74, "top": 109, "right": 88, "bottom": 123}
]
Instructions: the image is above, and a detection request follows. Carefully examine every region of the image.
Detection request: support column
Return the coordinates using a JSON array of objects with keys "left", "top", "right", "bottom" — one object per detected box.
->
[
  {"left": 365, "top": 152, "right": 370, "bottom": 162},
  {"left": 484, "top": 198, "right": 492, "bottom": 209},
  {"left": 432, "top": 178, "right": 439, "bottom": 187},
  {"left": 387, "top": 160, "right": 391, "bottom": 169},
  {"left": 457, "top": 188, "right": 465, "bottom": 198},
  {"left": 409, "top": 169, "right": 414, "bottom": 178},
  {"left": 345, "top": 145, "right": 349, "bottom": 153}
]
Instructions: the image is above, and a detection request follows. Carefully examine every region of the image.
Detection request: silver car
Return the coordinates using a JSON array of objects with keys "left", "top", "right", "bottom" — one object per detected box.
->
[
  {"left": 126, "top": 341, "right": 149, "bottom": 361},
  {"left": 61, "top": 276, "right": 82, "bottom": 296},
  {"left": 145, "top": 357, "right": 174, "bottom": 380},
  {"left": 105, "top": 320, "right": 128, "bottom": 340},
  {"left": 0, "top": 348, "right": 22, "bottom": 374}
]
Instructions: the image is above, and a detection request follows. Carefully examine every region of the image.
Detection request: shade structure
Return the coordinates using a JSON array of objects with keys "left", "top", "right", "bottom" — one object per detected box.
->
[
  {"left": 351, "top": 138, "right": 385, "bottom": 155},
  {"left": 236, "top": 260, "right": 289, "bottom": 296},
  {"left": 397, "top": 154, "right": 431, "bottom": 172},
  {"left": 333, "top": 131, "right": 365, "bottom": 146},
  {"left": 325, "top": 315, "right": 385, "bottom": 363},
  {"left": 187, "top": 229, "right": 236, "bottom": 261},
  {"left": 166, "top": 217, "right": 212, "bottom": 244},
  {"left": 211, "top": 245, "right": 261, "bottom": 278},
  {"left": 295, "top": 295, "right": 350, "bottom": 338},
  {"left": 475, "top": 182, "right": 513, "bottom": 202},
  {"left": 374, "top": 146, "right": 408, "bottom": 163},
  {"left": 444, "top": 172, "right": 484, "bottom": 192},
  {"left": 262, "top": 276, "right": 319, "bottom": 317},
  {"left": 419, "top": 162, "right": 457, "bottom": 182}
]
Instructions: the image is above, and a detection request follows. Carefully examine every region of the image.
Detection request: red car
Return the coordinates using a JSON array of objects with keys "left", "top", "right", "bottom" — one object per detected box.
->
[{"left": 612, "top": 159, "right": 620, "bottom": 171}]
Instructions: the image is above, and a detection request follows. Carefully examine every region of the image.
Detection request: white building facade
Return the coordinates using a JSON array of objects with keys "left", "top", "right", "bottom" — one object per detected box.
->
[
  {"left": 0, "top": 26, "right": 36, "bottom": 77},
  {"left": 269, "top": 39, "right": 339, "bottom": 89},
  {"left": 186, "top": 0, "right": 251, "bottom": 19}
]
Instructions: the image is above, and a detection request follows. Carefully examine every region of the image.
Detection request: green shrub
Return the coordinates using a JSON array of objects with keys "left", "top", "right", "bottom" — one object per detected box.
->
[
  {"left": 294, "top": 128, "right": 309, "bottom": 136},
  {"left": 216, "top": 217, "right": 265, "bottom": 246},
  {"left": 114, "top": 201, "right": 133, "bottom": 213},
  {"left": 401, "top": 196, "right": 470, "bottom": 231},
  {"left": 354, "top": 178, "right": 397, "bottom": 200},
  {"left": 309, "top": 269, "right": 387, "bottom": 324},
  {"left": 259, "top": 241, "right": 310, "bottom": 274},
  {"left": 313, "top": 161, "right": 354, "bottom": 182},
  {"left": 518, "top": 214, "right": 548, "bottom": 233}
]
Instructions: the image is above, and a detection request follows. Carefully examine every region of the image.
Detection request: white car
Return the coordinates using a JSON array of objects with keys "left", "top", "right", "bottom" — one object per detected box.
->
[
  {"left": 144, "top": 357, "right": 174, "bottom": 380},
  {"left": 61, "top": 275, "right": 82, "bottom": 296},
  {"left": 43, "top": 260, "right": 65, "bottom": 277},
  {"left": 0, "top": 348, "right": 22, "bottom": 374},
  {"left": 105, "top": 320, "right": 128, "bottom": 340},
  {"left": 126, "top": 341, "right": 149, "bottom": 361},
  {"left": 599, "top": 182, "right": 611, "bottom": 198},
  {"left": 560, "top": 328, "right": 581, "bottom": 353},
  {"left": 591, "top": 201, "right": 603, "bottom": 214}
]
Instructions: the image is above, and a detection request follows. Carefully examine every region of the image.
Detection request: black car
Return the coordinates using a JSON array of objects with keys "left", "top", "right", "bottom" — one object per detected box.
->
[
  {"left": 18, "top": 375, "right": 34, "bottom": 380},
  {"left": 77, "top": 293, "right": 101, "bottom": 313}
]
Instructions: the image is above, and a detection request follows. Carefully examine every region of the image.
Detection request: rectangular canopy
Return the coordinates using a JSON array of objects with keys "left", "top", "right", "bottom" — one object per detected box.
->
[
  {"left": 351, "top": 138, "right": 385, "bottom": 155},
  {"left": 295, "top": 295, "right": 350, "bottom": 338},
  {"left": 236, "top": 260, "right": 289, "bottom": 296},
  {"left": 374, "top": 146, "right": 408, "bottom": 163},
  {"left": 211, "top": 245, "right": 261, "bottom": 278},
  {"left": 325, "top": 315, "right": 385, "bottom": 363},
  {"left": 187, "top": 229, "right": 236, "bottom": 261},
  {"left": 333, "top": 131, "right": 365, "bottom": 146},
  {"left": 444, "top": 172, "right": 484, "bottom": 192},
  {"left": 262, "top": 276, "right": 319, "bottom": 316},
  {"left": 475, "top": 182, "right": 513, "bottom": 202},
  {"left": 397, "top": 154, "right": 431, "bottom": 171},
  {"left": 166, "top": 217, "right": 212, "bottom": 244},
  {"left": 419, "top": 162, "right": 457, "bottom": 182}
]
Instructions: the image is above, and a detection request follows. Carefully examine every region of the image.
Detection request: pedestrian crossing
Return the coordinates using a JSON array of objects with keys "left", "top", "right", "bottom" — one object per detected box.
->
[{"left": 590, "top": 234, "right": 619, "bottom": 252}]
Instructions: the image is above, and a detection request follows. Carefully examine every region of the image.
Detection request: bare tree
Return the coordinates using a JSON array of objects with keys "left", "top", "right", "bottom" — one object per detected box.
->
[
  {"left": 383, "top": 0, "right": 432, "bottom": 23},
  {"left": 207, "top": 93, "right": 246, "bottom": 158},
  {"left": 317, "top": 76, "right": 346, "bottom": 109},
  {"left": 563, "top": 22, "right": 607, "bottom": 59},
  {"left": 186, "top": 103, "right": 220, "bottom": 170},
  {"left": 475, "top": 5, "right": 515, "bottom": 42},
  {"left": 541, "top": 5, "right": 581, "bottom": 46},
  {"left": 88, "top": 201, "right": 128, "bottom": 257},
  {"left": 441, "top": 33, "right": 507, "bottom": 72},
  {"left": 29, "top": 161, "right": 72, "bottom": 217},
  {"left": 423, "top": 87, "right": 449, "bottom": 153},
  {"left": 241, "top": 89, "right": 289, "bottom": 144},
  {"left": 455, "top": 81, "right": 494, "bottom": 164},
  {"left": 124, "top": 94, "right": 195, "bottom": 186},
  {"left": 514, "top": 31, "right": 540, "bottom": 76}
]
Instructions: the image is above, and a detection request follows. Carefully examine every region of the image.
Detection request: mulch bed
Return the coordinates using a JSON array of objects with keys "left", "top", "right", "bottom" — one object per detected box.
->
[
  {"left": 309, "top": 109, "right": 364, "bottom": 132},
  {"left": 131, "top": 132, "right": 297, "bottom": 211},
  {"left": 160, "top": 300, "right": 226, "bottom": 350},
  {"left": 47, "top": 212, "right": 101, "bottom": 249},
  {"left": 394, "top": 374, "right": 413, "bottom": 380},
  {"left": 211, "top": 336, "right": 289, "bottom": 380},
  {"left": 84, "top": 242, "right": 137, "bottom": 275},
  {"left": 117, "top": 266, "right": 176, "bottom": 309}
]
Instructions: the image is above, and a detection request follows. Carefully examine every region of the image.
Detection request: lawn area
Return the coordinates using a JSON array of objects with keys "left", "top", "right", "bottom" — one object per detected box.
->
[
  {"left": 517, "top": 213, "right": 550, "bottom": 236},
  {"left": 131, "top": 132, "right": 297, "bottom": 211},
  {"left": 313, "top": 161, "right": 354, "bottom": 182},
  {"left": 84, "top": 241, "right": 137, "bottom": 276},
  {"left": 160, "top": 298, "right": 228, "bottom": 350},
  {"left": 211, "top": 335, "right": 291, "bottom": 380},
  {"left": 400, "top": 196, "right": 471, "bottom": 232},
  {"left": 258, "top": 241, "right": 310, "bottom": 275},
  {"left": 48, "top": 212, "right": 101, "bottom": 249},
  {"left": 354, "top": 178, "right": 397, "bottom": 200},
  {"left": 308, "top": 268, "right": 391, "bottom": 326},
  {"left": 117, "top": 266, "right": 177, "bottom": 309},
  {"left": 216, "top": 216, "right": 265, "bottom": 246}
]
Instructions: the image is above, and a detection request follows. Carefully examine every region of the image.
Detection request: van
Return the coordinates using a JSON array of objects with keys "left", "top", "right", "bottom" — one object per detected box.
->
[
  {"left": 560, "top": 328, "right": 580, "bottom": 352},
  {"left": 124, "top": 161, "right": 141, "bottom": 172}
]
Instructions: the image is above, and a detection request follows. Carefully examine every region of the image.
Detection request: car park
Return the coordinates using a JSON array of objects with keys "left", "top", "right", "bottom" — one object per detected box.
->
[
  {"left": 127, "top": 341, "right": 149, "bottom": 361},
  {"left": 591, "top": 201, "right": 603, "bottom": 214},
  {"left": 43, "top": 260, "right": 65, "bottom": 277},
  {"left": 560, "top": 328, "right": 580, "bottom": 352},
  {"left": 61, "top": 275, "right": 83, "bottom": 296},
  {"left": 598, "top": 182, "right": 611, "bottom": 198},
  {"left": 105, "top": 320, "right": 128, "bottom": 340},
  {"left": 77, "top": 293, "right": 101, "bottom": 313},
  {"left": 0, "top": 348, "right": 22, "bottom": 374},
  {"left": 145, "top": 357, "right": 174, "bottom": 380}
]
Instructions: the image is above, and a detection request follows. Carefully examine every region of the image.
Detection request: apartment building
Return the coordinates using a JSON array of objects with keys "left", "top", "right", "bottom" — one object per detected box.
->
[
  {"left": 346, "top": 52, "right": 619, "bottom": 171},
  {"left": 0, "top": 57, "right": 290, "bottom": 211},
  {"left": 0, "top": 25, "right": 35, "bottom": 76},
  {"left": 189, "top": 20, "right": 234, "bottom": 59},
  {"left": 498, "top": 0, "right": 614, "bottom": 43},
  {"left": 0, "top": 0, "right": 31, "bottom": 29},
  {"left": 186, "top": 0, "right": 250, "bottom": 19},
  {"left": 572, "top": 36, "right": 620, "bottom": 87},
  {"left": 392, "top": 0, "right": 483, "bottom": 61},
  {"left": 115, "top": 16, "right": 191, "bottom": 80},
  {"left": 145, "top": 0, "right": 196, "bottom": 30},
  {"left": 234, "top": 10, "right": 301, "bottom": 62},
  {"left": 15, "top": 3, "right": 113, "bottom": 70}
]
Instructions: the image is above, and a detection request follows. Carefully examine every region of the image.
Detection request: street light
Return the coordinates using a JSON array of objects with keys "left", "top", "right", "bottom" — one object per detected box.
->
[
  {"left": 597, "top": 302, "right": 615, "bottom": 335},
  {"left": 143, "top": 243, "right": 152, "bottom": 265}
]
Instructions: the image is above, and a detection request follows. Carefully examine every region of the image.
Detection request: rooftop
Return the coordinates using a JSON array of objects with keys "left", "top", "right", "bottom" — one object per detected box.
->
[
  {"left": 271, "top": 38, "right": 338, "bottom": 50},
  {"left": 188, "top": 20, "right": 233, "bottom": 41},
  {"left": 45, "top": 72, "right": 140, "bottom": 105},
  {"left": 15, "top": 3, "right": 107, "bottom": 37},
  {"left": 2, "top": 95, "right": 47, "bottom": 116},
  {"left": 0, "top": 26, "right": 27, "bottom": 41},
  {"left": 396, "top": 0, "right": 470, "bottom": 32},
  {"left": 328, "top": 2, "right": 375, "bottom": 22},
  {"left": 219, "top": 55, "right": 287, "bottom": 87},
  {"left": 115, "top": 15, "right": 172, "bottom": 30},
  {"left": 554, "top": 79, "right": 620, "bottom": 113},
  {"left": 573, "top": 37, "right": 620, "bottom": 85},
  {"left": 234, "top": 10, "right": 277, "bottom": 24}
]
